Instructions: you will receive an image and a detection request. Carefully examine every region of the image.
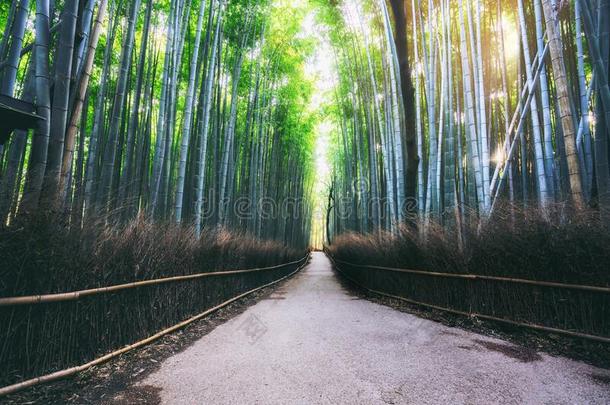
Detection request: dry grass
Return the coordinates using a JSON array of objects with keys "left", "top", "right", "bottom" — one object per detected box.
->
[
  {"left": 327, "top": 205, "right": 610, "bottom": 342},
  {"left": 0, "top": 213, "right": 301, "bottom": 295},
  {"left": 328, "top": 205, "right": 610, "bottom": 285},
  {"left": 0, "top": 213, "right": 306, "bottom": 386}
]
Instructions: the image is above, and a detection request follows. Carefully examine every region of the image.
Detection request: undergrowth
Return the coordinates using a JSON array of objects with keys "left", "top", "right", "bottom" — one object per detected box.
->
[
  {"left": 327, "top": 205, "right": 610, "bottom": 347},
  {"left": 328, "top": 205, "right": 610, "bottom": 286},
  {"left": 0, "top": 213, "right": 302, "bottom": 296},
  {"left": 0, "top": 213, "right": 306, "bottom": 387}
]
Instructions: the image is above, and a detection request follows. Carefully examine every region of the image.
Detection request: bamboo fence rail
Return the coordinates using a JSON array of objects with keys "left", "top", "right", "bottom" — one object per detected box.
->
[
  {"left": 0, "top": 255, "right": 309, "bottom": 306},
  {"left": 330, "top": 257, "right": 610, "bottom": 293},
  {"left": 325, "top": 251, "right": 610, "bottom": 344},
  {"left": 0, "top": 253, "right": 310, "bottom": 397}
]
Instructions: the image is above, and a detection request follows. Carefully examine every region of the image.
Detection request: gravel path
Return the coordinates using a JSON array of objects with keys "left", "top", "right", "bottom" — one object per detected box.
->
[{"left": 140, "top": 252, "right": 610, "bottom": 404}]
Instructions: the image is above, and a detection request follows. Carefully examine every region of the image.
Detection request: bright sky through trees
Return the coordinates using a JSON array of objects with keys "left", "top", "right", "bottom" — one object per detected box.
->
[{"left": 301, "top": 8, "right": 335, "bottom": 248}]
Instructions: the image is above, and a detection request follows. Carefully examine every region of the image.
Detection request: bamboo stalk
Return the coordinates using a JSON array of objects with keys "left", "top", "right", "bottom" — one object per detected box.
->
[
  {"left": 489, "top": 42, "right": 549, "bottom": 196},
  {"left": 328, "top": 253, "right": 610, "bottom": 344},
  {"left": 327, "top": 256, "right": 610, "bottom": 293},
  {"left": 0, "top": 255, "right": 309, "bottom": 307},
  {"left": 0, "top": 254, "right": 309, "bottom": 397}
]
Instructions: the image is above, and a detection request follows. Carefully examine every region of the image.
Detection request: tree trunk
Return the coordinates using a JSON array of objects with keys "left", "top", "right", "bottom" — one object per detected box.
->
[
  {"left": 541, "top": 0, "right": 584, "bottom": 209},
  {"left": 42, "top": 0, "right": 79, "bottom": 206},
  {"left": 20, "top": 0, "right": 52, "bottom": 213},
  {"left": 60, "top": 0, "right": 108, "bottom": 201},
  {"left": 98, "top": 0, "right": 142, "bottom": 212},
  {"left": 389, "top": 0, "right": 419, "bottom": 216},
  {"left": 175, "top": 0, "right": 209, "bottom": 222}
]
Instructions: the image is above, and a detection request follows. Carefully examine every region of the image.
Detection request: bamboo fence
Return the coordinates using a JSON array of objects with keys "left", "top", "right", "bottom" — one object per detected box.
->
[
  {"left": 0, "top": 255, "right": 308, "bottom": 306},
  {"left": 0, "top": 254, "right": 310, "bottom": 397},
  {"left": 325, "top": 250, "right": 610, "bottom": 344},
  {"left": 329, "top": 258, "right": 610, "bottom": 293}
]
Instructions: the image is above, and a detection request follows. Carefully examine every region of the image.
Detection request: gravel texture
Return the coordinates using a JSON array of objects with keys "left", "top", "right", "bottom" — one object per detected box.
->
[{"left": 139, "top": 252, "right": 610, "bottom": 404}]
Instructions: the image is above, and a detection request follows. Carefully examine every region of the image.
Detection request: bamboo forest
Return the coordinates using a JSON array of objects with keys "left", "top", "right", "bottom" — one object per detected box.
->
[{"left": 1, "top": 0, "right": 610, "bottom": 402}]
